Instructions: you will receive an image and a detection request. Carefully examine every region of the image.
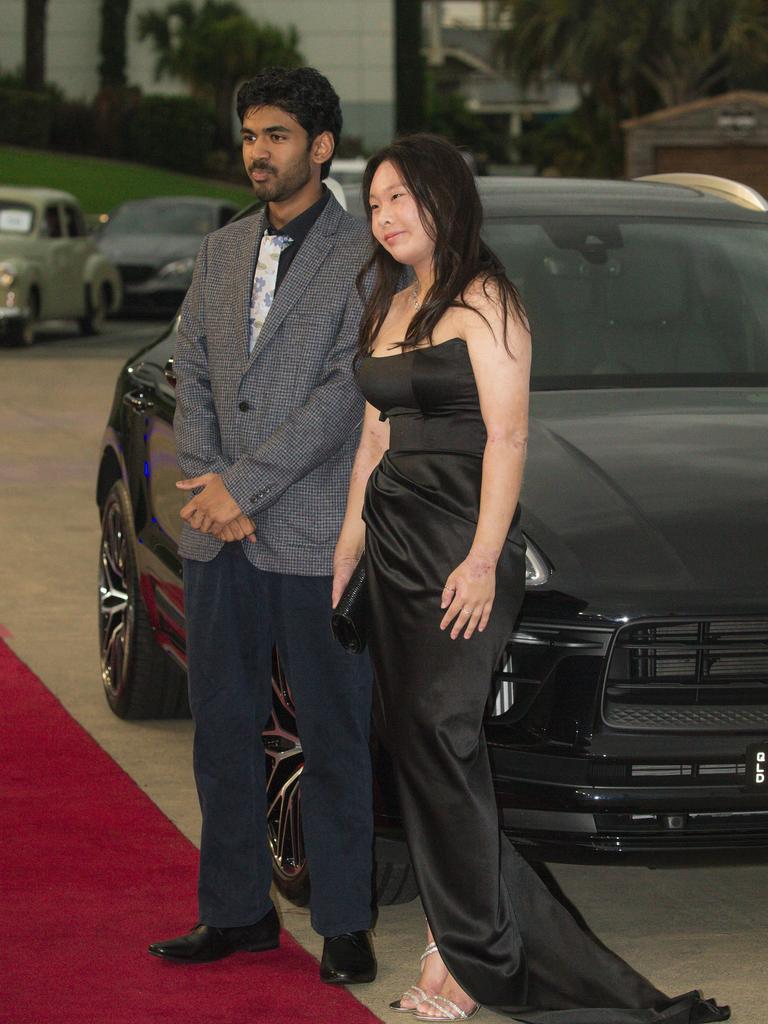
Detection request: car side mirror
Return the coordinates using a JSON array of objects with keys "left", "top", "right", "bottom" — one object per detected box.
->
[{"left": 164, "top": 357, "right": 177, "bottom": 388}]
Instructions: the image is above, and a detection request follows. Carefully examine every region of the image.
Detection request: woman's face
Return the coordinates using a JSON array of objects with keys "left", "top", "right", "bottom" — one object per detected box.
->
[{"left": 368, "top": 160, "right": 434, "bottom": 269}]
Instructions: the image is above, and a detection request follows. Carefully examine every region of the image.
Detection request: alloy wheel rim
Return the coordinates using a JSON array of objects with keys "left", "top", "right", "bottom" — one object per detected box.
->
[
  {"left": 264, "top": 655, "right": 305, "bottom": 881},
  {"left": 98, "top": 498, "right": 132, "bottom": 701}
]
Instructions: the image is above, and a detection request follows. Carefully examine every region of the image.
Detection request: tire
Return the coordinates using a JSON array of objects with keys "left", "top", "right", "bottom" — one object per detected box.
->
[
  {"left": 79, "top": 283, "right": 109, "bottom": 336},
  {"left": 98, "top": 480, "right": 189, "bottom": 719},
  {"left": 262, "top": 659, "right": 418, "bottom": 907},
  {"left": 9, "top": 290, "right": 38, "bottom": 346}
]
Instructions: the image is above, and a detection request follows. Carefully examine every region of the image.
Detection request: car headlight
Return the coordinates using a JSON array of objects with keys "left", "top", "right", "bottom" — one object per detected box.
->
[
  {"left": 157, "top": 257, "right": 196, "bottom": 279},
  {"left": 0, "top": 262, "right": 17, "bottom": 288},
  {"left": 523, "top": 534, "right": 551, "bottom": 588}
]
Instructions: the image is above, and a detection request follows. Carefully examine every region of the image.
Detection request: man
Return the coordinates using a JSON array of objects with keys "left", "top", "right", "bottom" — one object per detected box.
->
[{"left": 148, "top": 67, "right": 376, "bottom": 986}]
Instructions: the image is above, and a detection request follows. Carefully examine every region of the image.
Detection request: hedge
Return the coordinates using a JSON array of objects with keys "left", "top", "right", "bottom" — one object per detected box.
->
[
  {"left": 127, "top": 95, "right": 216, "bottom": 174},
  {"left": 0, "top": 88, "right": 53, "bottom": 148}
]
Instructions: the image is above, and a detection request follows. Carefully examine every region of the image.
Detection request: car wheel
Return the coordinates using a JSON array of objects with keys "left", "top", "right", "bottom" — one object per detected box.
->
[
  {"left": 262, "top": 657, "right": 419, "bottom": 907},
  {"left": 98, "top": 480, "right": 189, "bottom": 719},
  {"left": 264, "top": 654, "right": 310, "bottom": 905},
  {"left": 10, "top": 290, "right": 38, "bottom": 346},
  {"left": 80, "top": 283, "right": 109, "bottom": 336}
]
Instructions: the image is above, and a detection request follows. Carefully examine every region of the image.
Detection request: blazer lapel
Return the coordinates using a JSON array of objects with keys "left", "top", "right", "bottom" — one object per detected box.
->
[{"left": 245, "top": 198, "right": 342, "bottom": 366}]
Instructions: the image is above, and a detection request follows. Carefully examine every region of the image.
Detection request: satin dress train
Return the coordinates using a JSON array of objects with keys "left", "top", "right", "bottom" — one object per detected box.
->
[{"left": 356, "top": 338, "right": 727, "bottom": 1024}]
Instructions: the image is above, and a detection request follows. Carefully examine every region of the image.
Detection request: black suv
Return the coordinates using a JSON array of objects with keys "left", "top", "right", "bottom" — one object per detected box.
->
[{"left": 97, "top": 174, "right": 768, "bottom": 906}]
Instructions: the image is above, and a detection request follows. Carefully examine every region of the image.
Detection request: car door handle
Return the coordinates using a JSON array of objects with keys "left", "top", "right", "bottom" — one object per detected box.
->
[{"left": 123, "top": 389, "right": 155, "bottom": 412}]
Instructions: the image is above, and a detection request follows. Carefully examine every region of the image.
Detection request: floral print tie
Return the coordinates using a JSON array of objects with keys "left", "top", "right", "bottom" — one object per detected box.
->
[{"left": 248, "top": 230, "right": 293, "bottom": 353}]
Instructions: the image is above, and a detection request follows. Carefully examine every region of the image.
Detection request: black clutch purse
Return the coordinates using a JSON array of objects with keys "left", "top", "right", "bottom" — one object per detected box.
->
[{"left": 331, "top": 557, "right": 368, "bottom": 654}]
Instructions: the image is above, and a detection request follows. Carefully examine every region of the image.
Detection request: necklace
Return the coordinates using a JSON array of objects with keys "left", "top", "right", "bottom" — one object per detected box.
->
[{"left": 411, "top": 282, "right": 422, "bottom": 311}]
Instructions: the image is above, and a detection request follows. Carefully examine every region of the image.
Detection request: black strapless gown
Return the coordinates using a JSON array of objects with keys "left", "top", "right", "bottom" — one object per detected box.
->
[{"left": 356, "top": 338, "right": 727, "bottom": 1024}]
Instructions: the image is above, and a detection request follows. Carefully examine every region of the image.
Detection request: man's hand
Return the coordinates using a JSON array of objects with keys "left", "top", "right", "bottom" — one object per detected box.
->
[
  {"left": 177, "top": 472, "right": 243, "bottom": 533},
  {"left": 212, "top": 514, "right": 257, "bottom": 544}
]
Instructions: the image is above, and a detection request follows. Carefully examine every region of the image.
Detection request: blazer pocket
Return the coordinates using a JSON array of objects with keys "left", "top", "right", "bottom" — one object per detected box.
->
[{"left": 283, "top": 306, "right": 340, "bottom": 333}]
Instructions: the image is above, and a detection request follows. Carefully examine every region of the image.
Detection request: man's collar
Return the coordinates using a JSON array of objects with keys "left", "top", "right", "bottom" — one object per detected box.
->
[{"left": 266, "top": 186, "right": 331, "bottom": 242}]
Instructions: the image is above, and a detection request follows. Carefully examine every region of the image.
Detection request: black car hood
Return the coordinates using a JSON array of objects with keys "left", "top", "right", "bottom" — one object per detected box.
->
[
  {"left": 522, "top": 388, "right": 768, "bottom": 618},
  {"left": 97, "top": 234, "right": 201, "bottom": 268}
]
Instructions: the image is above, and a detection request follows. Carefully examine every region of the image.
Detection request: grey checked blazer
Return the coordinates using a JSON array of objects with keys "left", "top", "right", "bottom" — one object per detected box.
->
[{"left": 173, "top": 194, "right": 372, "bottom": 575}]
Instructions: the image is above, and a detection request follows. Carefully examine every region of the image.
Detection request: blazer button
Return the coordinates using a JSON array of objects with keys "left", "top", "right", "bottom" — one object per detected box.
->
[{"left": 239, "top": 400, "right": 250, "bottom": 412}]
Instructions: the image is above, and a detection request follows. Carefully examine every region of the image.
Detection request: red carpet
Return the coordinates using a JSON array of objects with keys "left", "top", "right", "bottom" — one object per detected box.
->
[{"left": 0, "top": 639, "right": 383, "bottom": 1024}]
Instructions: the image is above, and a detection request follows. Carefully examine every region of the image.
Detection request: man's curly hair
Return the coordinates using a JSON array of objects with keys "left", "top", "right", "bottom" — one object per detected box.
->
[{"left": 236, "top": 67, "right": 342, "bottom": 181}]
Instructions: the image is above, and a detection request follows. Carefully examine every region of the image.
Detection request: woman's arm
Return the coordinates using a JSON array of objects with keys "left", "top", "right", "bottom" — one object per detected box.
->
[
  {"left": 441, "top": 283, "right": 531, "bottom": 639},
  {"left": 332, "top": 401, "right": 390, "bottom": 606}
]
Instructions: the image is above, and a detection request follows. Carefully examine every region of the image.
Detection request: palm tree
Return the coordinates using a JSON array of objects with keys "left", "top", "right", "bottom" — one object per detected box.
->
[
  {"left": 99, "top": 0, "right": 132, "bottom": 88},
  {"left": 138, "top": 0, "right": 304, "bottom": 146},
  {"left": 630, "top": 0, "right": 768, "bottom": 108},
  {"left": 24, "top": 0, "right": 49, "bottom": 90},
  {"left": 497, "top": 0, "right": 638, "bottom": 160},
  {"left": 498, "top": 0, "right": 768, "bottom": 173},
  {"left": 500, "top": 0, "right": 768, "bottom": 113}
]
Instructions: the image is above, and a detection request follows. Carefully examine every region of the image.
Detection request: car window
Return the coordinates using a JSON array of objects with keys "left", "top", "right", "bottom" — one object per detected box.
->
[
  {"left": 41, "top": 205, "right": 63, "bottom": 238},
  {"left": 0, "top": 203, "right": 35, "bottom": 234},
  {"left": 102, "top": 203, "right": 217, "bottom": 236},
  {"left": 63, "top": 204, "right": 86, "bottom": 238},
  {"left": 484, "top": 217, "right": 768, "bottom": 388}
]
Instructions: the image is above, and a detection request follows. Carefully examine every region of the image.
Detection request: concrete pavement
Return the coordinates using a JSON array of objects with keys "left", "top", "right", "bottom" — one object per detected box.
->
[{"left": 0, "top": 322, "right": 762, "bottom": 1021}]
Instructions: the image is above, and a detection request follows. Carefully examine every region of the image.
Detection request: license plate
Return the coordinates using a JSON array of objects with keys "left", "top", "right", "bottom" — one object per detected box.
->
[{"left": 745, "top": 743, "right": 768, "bottom": 790}]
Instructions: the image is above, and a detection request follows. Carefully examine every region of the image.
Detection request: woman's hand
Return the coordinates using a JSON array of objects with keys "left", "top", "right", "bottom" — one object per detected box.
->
[
  {"left": 332, "top": 548, "right": 362, "bottom": 608},
  {"left": 440, "top": 554, "right": 497, "bottom": 639}
]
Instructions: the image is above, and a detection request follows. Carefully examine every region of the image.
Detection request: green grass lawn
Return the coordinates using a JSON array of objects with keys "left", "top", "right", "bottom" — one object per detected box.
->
[{"left": 0, "top": 146, "right": 252, "bottom": 213}]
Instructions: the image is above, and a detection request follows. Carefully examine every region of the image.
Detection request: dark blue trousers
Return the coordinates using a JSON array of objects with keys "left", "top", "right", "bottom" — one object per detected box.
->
[{"left": 183, "top": 544, "right": 374, "bottom": 935}]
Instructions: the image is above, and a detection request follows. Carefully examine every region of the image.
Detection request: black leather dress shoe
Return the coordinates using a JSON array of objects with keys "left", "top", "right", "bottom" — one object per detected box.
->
[
  {"left": 148, "top": 907, "right": 280, "bottom": 963},
  {"left": 320, "top": 930, "right": 376, "bottom": 984}
]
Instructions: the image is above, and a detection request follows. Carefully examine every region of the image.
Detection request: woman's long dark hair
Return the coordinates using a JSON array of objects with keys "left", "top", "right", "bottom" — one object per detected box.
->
[{"left": 356, "top": 133, "right": 526, "bottom": 357}]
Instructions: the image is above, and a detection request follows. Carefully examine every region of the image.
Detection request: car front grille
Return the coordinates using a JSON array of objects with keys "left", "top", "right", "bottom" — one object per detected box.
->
[
  {"left": 119, "top": 264, "right": 156, "bottom": 284},
  {"left": 587, "top": 760, "right": 749, "bottom": 786},
  {"left": 603, "top": 617, "right": 768, "bottom": 731}
]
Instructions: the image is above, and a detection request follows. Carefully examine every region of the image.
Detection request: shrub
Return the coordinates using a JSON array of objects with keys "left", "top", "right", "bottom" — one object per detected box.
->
[
  {"left": 0, "top": 88, "right": 53, "bottom": 148},
  {"left": 50, "top": 100, "right": 99, "bottom": 154},
  {"left": 127, "top": 95, "right": 216, "bottom": 173}
]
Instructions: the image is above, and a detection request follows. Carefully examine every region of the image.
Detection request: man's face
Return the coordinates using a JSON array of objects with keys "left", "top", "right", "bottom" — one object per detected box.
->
[{"left": 241, "top": 105, "right": 314, "bottom": 203}]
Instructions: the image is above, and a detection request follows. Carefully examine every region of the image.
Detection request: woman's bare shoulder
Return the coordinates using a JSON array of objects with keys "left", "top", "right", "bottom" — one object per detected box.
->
[
  {"left": 458, "top": 275, "right": 530, "bottom": 355},
  {"left": 461, "top": 273, "right": 504, "bottom": 310},
  {"left": 452, "top": 275, "right": 502, "bottom": 332}
]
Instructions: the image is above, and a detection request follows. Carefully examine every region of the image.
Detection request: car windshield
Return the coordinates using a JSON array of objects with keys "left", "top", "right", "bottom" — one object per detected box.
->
[
  {"left": 101, "top": 203, "right": 216, "bottom": 237},
  {"left": 485, "top": 217, "right": 768, "bottom": 389},
  {"left": 0, "top": 203, "right": 35, "bottom": 234}
]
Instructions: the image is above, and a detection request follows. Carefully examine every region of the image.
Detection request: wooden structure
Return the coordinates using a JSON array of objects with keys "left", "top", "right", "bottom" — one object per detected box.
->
[{"left": 622, "top": 91, "right": 768, "bottom": 197}]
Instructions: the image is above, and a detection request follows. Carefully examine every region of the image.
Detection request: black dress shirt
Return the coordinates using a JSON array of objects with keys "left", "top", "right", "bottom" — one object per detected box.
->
[{"left": 266, "top": 186, "right": 331, "bottom": 293}]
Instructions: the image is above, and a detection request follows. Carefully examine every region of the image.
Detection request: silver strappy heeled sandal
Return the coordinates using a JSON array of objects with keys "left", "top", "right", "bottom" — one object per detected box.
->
[
  {"left": 389, "top": 941, "right": 440, "bottom": 1014},
  {"left": 413, "top": 993, "right": 480, "bottom": 1021}
]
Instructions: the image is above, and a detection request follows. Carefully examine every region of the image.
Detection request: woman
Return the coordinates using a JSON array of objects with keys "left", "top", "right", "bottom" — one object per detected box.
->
[{"left": 333, "top": 134, "right": 728, "bottom": 1024}]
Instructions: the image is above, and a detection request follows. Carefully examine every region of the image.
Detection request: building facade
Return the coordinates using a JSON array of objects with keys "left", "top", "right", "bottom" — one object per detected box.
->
[{"left": 0, "top": 0, "right": 395, "bottom": 151}]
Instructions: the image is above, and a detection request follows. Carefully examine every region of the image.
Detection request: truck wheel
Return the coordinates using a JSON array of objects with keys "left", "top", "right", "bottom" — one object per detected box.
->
[
  {"left": 10, "top": 291, "right": 38, "bottom": 346},
  {"left": 80, "top": 283, "right": 109, "bottom": 335}
]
